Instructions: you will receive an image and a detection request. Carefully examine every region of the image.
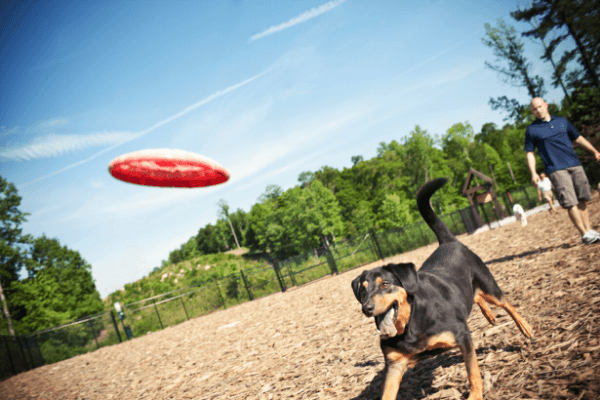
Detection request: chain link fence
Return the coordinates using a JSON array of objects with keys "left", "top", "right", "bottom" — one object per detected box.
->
[
  {"left": 3, "top": 185, "right": 542, "bottom": 378},
  {"left": 1, "top": 335, "right": 44, "bottom": 380}
]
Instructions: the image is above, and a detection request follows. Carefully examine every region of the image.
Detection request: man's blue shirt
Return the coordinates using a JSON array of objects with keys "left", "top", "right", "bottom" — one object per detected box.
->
[{"left": 524, "top": 116, "right": 581, "bottom": 174}]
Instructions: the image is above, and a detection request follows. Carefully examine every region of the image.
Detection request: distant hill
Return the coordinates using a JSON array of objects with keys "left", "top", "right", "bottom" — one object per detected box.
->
[{"left": 104, "top": 249, "right": 264, "bottom": 308}]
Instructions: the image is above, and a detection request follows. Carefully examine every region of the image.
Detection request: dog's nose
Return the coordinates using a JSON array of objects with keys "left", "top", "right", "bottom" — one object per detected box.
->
[{"left": 362, "top": 303, "right": 374, "bottom": 316}]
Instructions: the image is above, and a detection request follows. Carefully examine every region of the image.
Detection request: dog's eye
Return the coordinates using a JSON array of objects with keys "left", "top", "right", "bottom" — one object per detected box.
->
[{"left": 382, "top": 282, "right": 389, "bottom": 288}]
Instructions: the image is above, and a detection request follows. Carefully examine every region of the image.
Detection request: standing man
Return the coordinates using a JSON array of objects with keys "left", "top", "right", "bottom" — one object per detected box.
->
[
  {"left": 525, "top": 97, "right": 600, "bottom": 244},
  {"left": 537, "top": 172, "right": 557, "bottom": 213}
]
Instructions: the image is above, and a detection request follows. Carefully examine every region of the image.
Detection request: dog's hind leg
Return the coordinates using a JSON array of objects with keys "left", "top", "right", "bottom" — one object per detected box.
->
[
  {"left": 474, "top": 290, "right": 495, "bottom": 325},
  {"left": 479, "top": 292, "right": 533, "bottom": 338},
  {"left": 457, "top": 334, "right": 483, "bottom": 400},
  {"left": 471, "top": 258, "right": 531, "bottom": 336}
]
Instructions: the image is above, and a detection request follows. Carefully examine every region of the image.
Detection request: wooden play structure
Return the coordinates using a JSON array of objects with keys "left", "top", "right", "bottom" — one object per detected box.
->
[{"left": 461, "top": 168, "right": 504, "bottom": 233}]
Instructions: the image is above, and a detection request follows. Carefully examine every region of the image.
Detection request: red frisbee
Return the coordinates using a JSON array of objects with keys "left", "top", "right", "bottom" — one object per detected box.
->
[{"left": 108, "top": 149, "right": 230, "bottom": 188}]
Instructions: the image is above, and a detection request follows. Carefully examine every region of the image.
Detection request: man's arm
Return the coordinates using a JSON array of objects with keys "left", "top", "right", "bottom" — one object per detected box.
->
[
  {"left": 573, "top": 135, "right": 600, "bottom": 161},
  {"left": 526, "top": 151, "right": 540, "bottom": 184}
]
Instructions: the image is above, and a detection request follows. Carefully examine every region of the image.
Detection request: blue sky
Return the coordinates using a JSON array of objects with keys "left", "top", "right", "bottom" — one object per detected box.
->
[{"left": 1, "top": 0, "right": 567, "bottom": 298}]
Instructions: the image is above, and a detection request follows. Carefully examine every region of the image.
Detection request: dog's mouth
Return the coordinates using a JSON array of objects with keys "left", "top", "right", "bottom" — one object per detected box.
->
[{"left": 375, "top": 302, "right": 398, "bottom": 339}]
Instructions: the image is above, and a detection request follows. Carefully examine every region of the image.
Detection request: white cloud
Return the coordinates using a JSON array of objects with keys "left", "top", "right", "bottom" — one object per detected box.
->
[
  {"left": 64, "top": 184, "right": 220, "bottom": 222},
  {"left": 20, "top": 69, "right": 272, "bottom": 187},
  {"left": 1, "top": 126, "right": 19, "bottom": 136},
  {"left": 228, "top": 102, "right": 373, "bottom": 186},
  {"left": 250, "top": 0, "right": 346, "bottom": 42},
  {"left": 0, "top": 131, "right": 135, "bottom": 161},
  {"left": 39, "top": 118, "right": 68, "bottom": 129}
]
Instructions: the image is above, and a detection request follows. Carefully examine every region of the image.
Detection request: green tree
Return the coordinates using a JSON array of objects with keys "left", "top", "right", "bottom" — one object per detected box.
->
[
  {"left": 248, "top": 180, "right": 344, "bottom": 258},
  {"left": 402, "top": 125, "right": 447, "bottom": 190},
  {"left": 376, "top": 194, "right": 413, "bottom": 230},
  {"left": 196, "top": 223, "right": 227, "bottom": 255},
  {"left": 258, "top": 184, "right": 283, "bottom": 203},
  {"left": 229, "top": 208, "right": 249, "bottom": 248},
  {"left": 349, "top": 200, "right": 375, "bottom": 236},
  {"left": 441, "top": 122, "right": 476, "bottom": 181},
  {"left": 511, "top": 0, "right": 600, "bottom": 90},
  {"left": 0, "top": 176, "right": 32, "bottom": 336},
  {"left": 351, "top": 155, "right": 363, "bottom": 166},
  {"left": 12, "top": 235, "right": 103, "bottom": 334},
  {"left": 297, "top": 171, "right": 314, "bottom": 187},
  {"left": 217, "top": 199, "right": 240, "bottom": 249},
  {"left": 482, "top": 19, "right": 547, "bottom": 122}
]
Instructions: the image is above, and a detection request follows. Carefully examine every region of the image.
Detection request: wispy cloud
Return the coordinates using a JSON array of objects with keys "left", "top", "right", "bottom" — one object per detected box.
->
[
  {"left": 64, "top": 184, "right": 218, "bottom": 222},
  {"left": 1, "top": 126, "right": 19, "bottom": 136},
  {"left": 229, "top": 102, "right": 373, "bottom": 186},
  {"left": 39, "top": 118, "right": 68, "bottom": 129},
  {"left": 250, "top": 0, "right": 346, "bottom": 42},
  {"left": 397, "top": 41, "right": 465, "bottom": 79},
  {"left": 19, "top": 69, "right": 272, "bottom": 187},
  {"left": 0, "top": 132, "right": 135, "bottom": 161}
]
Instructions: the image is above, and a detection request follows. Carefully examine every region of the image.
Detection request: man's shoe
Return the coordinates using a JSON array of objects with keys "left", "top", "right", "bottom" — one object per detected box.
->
[{"left": 582, "top": 231, "right": 599, "bottom": 245}]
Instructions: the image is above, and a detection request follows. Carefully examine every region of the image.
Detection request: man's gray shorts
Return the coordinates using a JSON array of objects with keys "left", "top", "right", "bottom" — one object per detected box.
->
[{"left": 548, "top": 165, "right": 592, "bottom": 208}]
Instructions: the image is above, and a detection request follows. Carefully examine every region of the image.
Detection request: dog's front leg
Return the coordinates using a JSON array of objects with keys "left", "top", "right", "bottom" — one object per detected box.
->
[{"left": 381, "top": 347, "right": 411, "bottom": 400}]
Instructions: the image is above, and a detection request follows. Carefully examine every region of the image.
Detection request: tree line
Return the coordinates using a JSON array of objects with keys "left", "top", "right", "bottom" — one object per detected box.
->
[{"left": 167, "top": 0, "right": 600, "bottom": 263}]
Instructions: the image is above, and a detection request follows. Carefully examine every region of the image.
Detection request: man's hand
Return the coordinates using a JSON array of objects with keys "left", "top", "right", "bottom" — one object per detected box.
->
[
  {"left": 595, "top": 151, "right": 600, "bottom": 162},
  {"left": 531, "top": 172, "right": 540, "bottom": 185}
]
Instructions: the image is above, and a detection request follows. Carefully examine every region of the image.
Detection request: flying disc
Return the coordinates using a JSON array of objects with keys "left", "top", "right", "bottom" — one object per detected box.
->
[{"left": 108, "top": 149, "right": 230, "bottom": 188}]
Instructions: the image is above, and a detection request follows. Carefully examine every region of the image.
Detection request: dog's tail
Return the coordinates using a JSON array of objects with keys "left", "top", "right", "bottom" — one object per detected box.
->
[{"left": 416, "top": 178, "right": 456, "bottom": 244}]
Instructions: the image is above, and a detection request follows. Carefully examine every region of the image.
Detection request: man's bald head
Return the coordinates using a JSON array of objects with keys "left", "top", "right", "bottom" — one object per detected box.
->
[{"left": 530, "top": 98, "right": 550, "bottom": 121}]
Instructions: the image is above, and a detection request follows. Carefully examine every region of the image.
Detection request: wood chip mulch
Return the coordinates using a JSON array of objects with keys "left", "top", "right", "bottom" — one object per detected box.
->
[{"left": 1, "top": 195, "right": 599, "bottom": 400}]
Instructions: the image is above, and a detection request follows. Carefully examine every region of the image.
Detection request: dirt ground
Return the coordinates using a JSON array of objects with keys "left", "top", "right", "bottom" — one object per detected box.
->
[{"left": 2, "top": 195, "right": 599, "bottom": 400}]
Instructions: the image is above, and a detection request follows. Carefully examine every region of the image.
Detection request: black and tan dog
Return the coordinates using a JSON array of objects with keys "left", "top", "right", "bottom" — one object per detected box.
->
[{"left": 352, "top": 178, "right": 532, "bottom": 400}]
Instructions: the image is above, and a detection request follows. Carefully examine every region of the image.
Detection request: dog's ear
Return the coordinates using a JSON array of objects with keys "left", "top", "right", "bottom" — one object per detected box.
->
[
  {"left": 351, "top": 274, "right": 363, "bottom": 302},
  {"left": 383, "top": 263, "right": 418, "bottom": 294}
]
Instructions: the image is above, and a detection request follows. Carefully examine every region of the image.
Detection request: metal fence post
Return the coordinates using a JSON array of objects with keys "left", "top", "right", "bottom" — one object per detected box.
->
[
  {"left": 502, "top": 192, "right": 512, "bottom": 213},
  {"left": 480, "top": 204, "right": 491, "bottom": 225},
  {"left": 22, "top": 337, "right": 35, "bottom": 368},
  {"left": 325, "top": 246, "right": 339, "bottom": 275},
  {"left": 272, "top": 260, "right": 287, "bottom": 292},
  {"left": 110, "top": 311, "right": 122, "bottom": 343},
  {"left": 179, "top": 296, "right": 189, "bottom": 321},
  {"left": 284, "top": 259, "right": 297, "bottom": 287},
  {"left": 2, "top": 335, "right": 17, "bottom": 375},
  {"left": 152, "top": 299, "right": 164, "bottom": 330},
  {"left": 16, "top": 336, "right": 30, "bottom": 370},
  {"left": 369, "top": 228, "right": 384, "bottom": 260},
  {"left": 216, "top": 284, "right": 227, "bottom": 309},
  {"left": 239, "top": 270, "right": 254, "bottom": 301},
  {"left": 521, "top": 186, "right": 534, "bottom": 209}
]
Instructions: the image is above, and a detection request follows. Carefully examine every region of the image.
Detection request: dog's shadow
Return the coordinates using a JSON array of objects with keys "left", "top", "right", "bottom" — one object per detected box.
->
[
  {"left": 485, "top": 243, "right": 575, "bottom": 265},
  {"left": 351, "top": 346, "right": 518, "bottom": 400}
]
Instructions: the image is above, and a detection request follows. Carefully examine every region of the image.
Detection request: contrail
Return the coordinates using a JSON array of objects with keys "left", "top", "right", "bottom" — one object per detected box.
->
[
  {"left": 20, "top": 69, "right": 271, "bottom": 187},
  {"left": 250, "top": 0, "right": 346, "bottom": 42}
]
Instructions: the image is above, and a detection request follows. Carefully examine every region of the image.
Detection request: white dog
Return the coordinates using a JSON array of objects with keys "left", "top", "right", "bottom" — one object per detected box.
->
[{"left": 513, "top": 204, "right": 527, "bottom": 226}]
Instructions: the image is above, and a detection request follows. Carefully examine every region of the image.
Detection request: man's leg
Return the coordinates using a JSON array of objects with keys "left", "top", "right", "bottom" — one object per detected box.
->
[
  {"left": 570, "top": 165, "right": 595, "bottom": 235},
  {"left": 551, "top": 167, "right": 594, "bottom": 239},
  {"left": 567, "top": 204, "right": 588, "bottom": 235},
  {"left": 544, "top": 191, "right": 557, "bottom": 212},
  {"left": 578, "top": 201, "right": 592, "bottom": 233}
]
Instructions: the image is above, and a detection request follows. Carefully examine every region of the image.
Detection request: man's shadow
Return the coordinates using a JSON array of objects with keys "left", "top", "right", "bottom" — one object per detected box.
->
[{"left": 351, "top": 346, "right": 521, "bottom": 400}]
